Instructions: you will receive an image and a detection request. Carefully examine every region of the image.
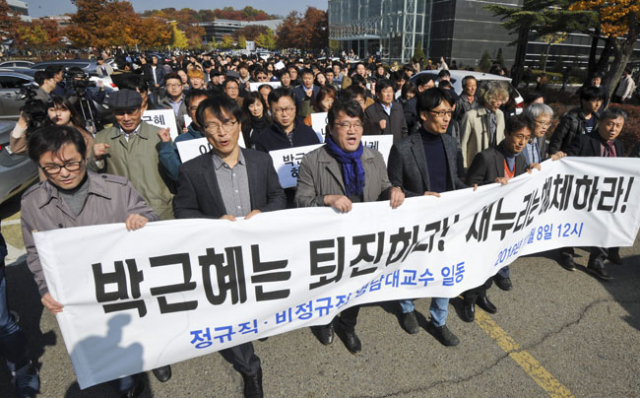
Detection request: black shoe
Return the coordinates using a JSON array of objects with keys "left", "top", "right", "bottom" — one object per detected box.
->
[
  {"left": 608, "top": 251, "right": 623, "bottom": 265},
  {"left": 242, "top": 368, "right": 264, "bottom": 398},
  {"left": 494, "top": 275, "right": 512, "bottom": 291},
  {"left": 121, "top": 381, "right": 145, "bottom": 398},
  {"left": 313, "top": 323, "right": 334, "bottom": 345},
  {"left": 460, "top": 302, "right": 475, "bottom": 323},
  {"left": 476, "top": 295, "right": 497, "bottom": 314},
  {"left": 426, "top": 322, "right": 460, "bottom": 347},
  {"left": 13, "top": 362, "right": 39, "bottom": 398},
  {"left": 587, "top": 260, "right": 613, "bottom": 281},
  {"left": 335, "top": 324, "right": 362, "bottom": 354},
  {"left": 400, "top": 311, "right": 420, "bottom": 334},
  {"left": 152, "top": 365, "right": 172, "bottom": 382},
  {"left": 561, "top": 257, "right": 577, "bottom": 271}
]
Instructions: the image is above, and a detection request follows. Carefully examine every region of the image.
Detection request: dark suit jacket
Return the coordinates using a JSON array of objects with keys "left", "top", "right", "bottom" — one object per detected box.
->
[
  {"left": 566, "top": 132, "right": 624, "bottom": 158},
  {"left": 403, "top": 97, "right": 419, "bottom": 134},
  {"left": 293, "top": 85, "right": 320, "bottom": 114},
  {"left": 364, "top": 100, "right": 409, "bottom": 144},
  {"left": 387, "top": 130, "right": 467, "bottom": 197},
  {"left": 466, "top": 142, "right": 528, "bottom": 186},
  {"left": 173, "top": 148, "right": 286, "bottom": 219}
]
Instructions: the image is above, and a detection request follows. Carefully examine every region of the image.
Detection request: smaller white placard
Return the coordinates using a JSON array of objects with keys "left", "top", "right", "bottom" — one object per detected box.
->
[
  {"left": 269, "top": 144, "right": 323, "bottom": 188},
  {"left": 310, "top": 112, "right": 328, "bottom": 142},
  {"left": 176, "top": 136, "right": 246, "bottom": 163},
  {"left": 142, "top": 109, "right": 179, "bottom": 139},
  {"left": 249, "top": 82, "right": 281, "bottom": 92},
  {"left": 361, "top": 135, "right": 393, "bottom": 164}
]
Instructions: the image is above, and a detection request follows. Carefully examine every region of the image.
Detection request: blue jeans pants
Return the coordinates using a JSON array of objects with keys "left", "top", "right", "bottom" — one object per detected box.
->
[{"left": 398, "top": 297, "right": 449, "bottom": 327}]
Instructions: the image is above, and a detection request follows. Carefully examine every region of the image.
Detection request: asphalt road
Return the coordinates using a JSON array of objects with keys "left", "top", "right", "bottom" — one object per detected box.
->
[{"left": 1, "top": 194, "right": 639, "bottom": 398}]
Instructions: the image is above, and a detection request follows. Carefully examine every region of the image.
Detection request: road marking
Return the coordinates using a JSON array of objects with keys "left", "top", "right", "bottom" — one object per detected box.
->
[
  {"left": 1, "top": 219, "right": 21, "bottom": 226},
  {"left": 474, "top": 310, "right": 575, "bottom": 398}
]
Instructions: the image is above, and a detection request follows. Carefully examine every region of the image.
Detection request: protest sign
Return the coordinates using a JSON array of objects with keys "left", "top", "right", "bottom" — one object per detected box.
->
[
  {"left": 269, "top": 144, "right": 323, "bottom": 188},
  {"left": 310, "top": 112, "right": 328, "bottom": 142},
  {"left": 249, "top": 82, "right": 281, "bottom": 92},
  {"left": 176, "top": 135, "right": 246, "bottom": 163},
  {"left": 142, "top": 109, "right": 179, "bottom": 140},
  {"left": 34, "top": 158, "right": 640, "bottom": 388},
  {"left": 361, "top": 135, "right": 393, "bottom": 164}
]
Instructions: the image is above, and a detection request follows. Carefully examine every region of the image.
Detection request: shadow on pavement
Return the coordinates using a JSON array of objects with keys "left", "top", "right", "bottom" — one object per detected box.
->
[{"left": 597, "top": 253, "right": 640, "bottom": 332}]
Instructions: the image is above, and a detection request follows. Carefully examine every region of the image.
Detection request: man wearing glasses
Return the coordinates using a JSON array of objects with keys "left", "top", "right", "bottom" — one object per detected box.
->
[
  {"left": 255, "top": 88, "right": 320, "bottom": 153},
  {"left": 173, "top": 95, "right": 285, "bottom": 398},
  {"left": 254, "top": 88, "right": 321, "bottom": 207},
  {"left": 158, "top": 73, "right": 189, "bottom": 133},
  {"left": 461, "top": 115, "right": 541, "bottom": 321},
  {"left": 387, "top": 88, "right": 467, "bottom": 346},
  {"left": 20, "top": 125, "right": 166, "bottom": 397},
  {"left": 91, "top": 89, "right": 174, "bottom": 220}
]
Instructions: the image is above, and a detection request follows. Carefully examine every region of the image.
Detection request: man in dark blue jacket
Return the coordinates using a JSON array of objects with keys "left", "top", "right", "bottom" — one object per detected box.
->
[{"left": 387, "top": 88, "right": 466, "bottom": 347}]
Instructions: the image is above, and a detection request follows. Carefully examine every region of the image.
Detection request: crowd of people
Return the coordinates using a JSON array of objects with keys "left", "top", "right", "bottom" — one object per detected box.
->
[{"left": 1, "top": 50, "right": 639, "bottom": 398}]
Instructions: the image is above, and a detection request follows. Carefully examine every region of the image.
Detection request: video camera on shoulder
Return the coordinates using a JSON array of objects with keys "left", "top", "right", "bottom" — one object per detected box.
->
[
  {"left": 17, "top": 83, "right": 51, "bottom": 133},
  {"left": 64, "top": 69, "right": 96, "bottom": 96}
]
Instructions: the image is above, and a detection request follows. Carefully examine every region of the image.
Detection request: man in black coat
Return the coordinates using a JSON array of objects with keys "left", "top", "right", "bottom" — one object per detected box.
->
[
  {"left": 562, "top": 107, "right": 628, "bottom": 280},
  {"left": 173, "top": 95, "right": 285, "bottom": 398},
  {"left": 364, "top": 78, "right": 408, "bottom": 144},
  {"left": 548, "top": 86, "right": 604, "bottom": 155},
  {"left": 461, "top": 115, "right": 539, "bottom": 322},
  {"left": 387, "top": 87, "right": 466, "bottom": 347}
]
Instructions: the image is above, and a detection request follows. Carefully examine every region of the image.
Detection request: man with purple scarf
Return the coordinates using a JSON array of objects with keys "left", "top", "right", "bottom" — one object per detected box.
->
[{"left": 296, "top": 98, "right": 405, "bottom": 354}]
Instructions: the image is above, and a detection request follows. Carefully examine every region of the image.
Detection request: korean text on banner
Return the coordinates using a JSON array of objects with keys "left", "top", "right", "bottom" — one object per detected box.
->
[{"left": 33, "top": 158, "right": 640, "bottom": 389}]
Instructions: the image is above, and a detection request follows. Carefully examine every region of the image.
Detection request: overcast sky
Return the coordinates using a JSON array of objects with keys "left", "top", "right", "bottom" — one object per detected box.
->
[{"left": 26, "top": 0, "right": 329, "bottom": 18}]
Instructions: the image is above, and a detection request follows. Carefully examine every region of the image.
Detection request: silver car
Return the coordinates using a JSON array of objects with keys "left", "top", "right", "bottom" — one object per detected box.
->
[
  {"left": 0, "top": 68, "right": 36, "bottom": 120},
  {"left": 0, "top": 121, "right": 38, "bottom": 204}
]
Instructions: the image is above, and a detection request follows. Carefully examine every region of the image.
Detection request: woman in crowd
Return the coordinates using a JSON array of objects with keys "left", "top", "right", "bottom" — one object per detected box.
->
[
  {"left": 315, "top": 72, "right": 327, "bottom": 88},
  {"left": 295, "top": 98, "right": 404, "bottom": 354},
  {"left": 242, "top": 91, "right": 271, "bottom": 149},
  {"left": 303, "top": 86, "right": 337, "bottom": 127}
]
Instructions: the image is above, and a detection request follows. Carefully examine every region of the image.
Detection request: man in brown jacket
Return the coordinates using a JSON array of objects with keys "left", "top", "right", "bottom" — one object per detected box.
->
[{"left": 21, "top": 125, "right": 170, "bottom": 397}]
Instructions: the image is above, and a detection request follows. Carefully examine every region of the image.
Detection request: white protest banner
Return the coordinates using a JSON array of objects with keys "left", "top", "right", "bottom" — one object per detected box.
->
[
  {"left": 361, "top": 135, "right": 393, "bottom": 164},
  {"left": 34, "top": 158, "right": 640, "bottom": 389},
  {"left": 274, "top": 61, "right": 286, "bottom": 70},
  {"left": 142, "top": 109, "right": 179, "bottom": 140},
  {"left": 249, "top": 82, "right": 281, "bottom": 92},
  {"left": 184, "top": 115, "right": 192, "bottom": 127},
  {"left": 176, "top": 135, "right": 246, "bottom": 163},
  {"left": 269, "top": 144, "right": 323, "bottom": 188},
  {"left": 310, "top": 112, "right": 328, "bottom": 142}
]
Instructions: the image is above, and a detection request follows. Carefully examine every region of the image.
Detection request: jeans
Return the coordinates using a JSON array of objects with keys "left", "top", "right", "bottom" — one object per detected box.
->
[
  {"left": 398, "top": 298, "right": 449, "bottom": 327},
  {"left": 0, "top": 264, "right": 31, "bottom": 373}
]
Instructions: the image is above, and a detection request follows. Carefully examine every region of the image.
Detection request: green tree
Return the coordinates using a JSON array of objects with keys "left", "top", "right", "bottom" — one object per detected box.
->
[
  {"left": 255, "top": 29, "right": 276, "bottom": 50},
  {"left": 495, "top": 48, "right": 505, "bottom": 67},
  {"left": 237, "top": 35, "right": 247, "bottom": 50},
  {"left": 486, "top": 0, "right": 594, "bottom": 86},
  {"left": 412, "top": 41, "right": 426, "bottom": 68},
  {"left": 479, "top": 50, "right": 492, "bottom": 72},
  {"left": 171, "top": 22, "right": 188, "bottom": 49},
  {"left": 219, "top": 35, "right": 235, "bottom": 50}
]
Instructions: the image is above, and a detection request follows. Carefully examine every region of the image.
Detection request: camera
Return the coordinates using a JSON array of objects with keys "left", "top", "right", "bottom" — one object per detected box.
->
[
  {"left": 64, "top": 70, "right": 97, "bottom": 95},
  {"left": 16, "top": 84, "right": 51, "bottom": 132}
]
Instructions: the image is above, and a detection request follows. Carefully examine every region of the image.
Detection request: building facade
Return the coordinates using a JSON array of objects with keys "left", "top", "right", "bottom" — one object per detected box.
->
[
  {"left": 329, "top": 0, "right": 640, "bottom": 69},
  {"left": 196, "top": 19, "right": 283, "bottom": 44}
]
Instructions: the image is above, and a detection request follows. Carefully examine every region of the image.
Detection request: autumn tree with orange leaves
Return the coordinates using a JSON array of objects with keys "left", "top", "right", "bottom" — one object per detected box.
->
[
  {"left": 276, "top": 7, "right": 328, "bottom": 52},
  {"left": 569, "top": 1, "right": 640, "bottom": 99}
]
